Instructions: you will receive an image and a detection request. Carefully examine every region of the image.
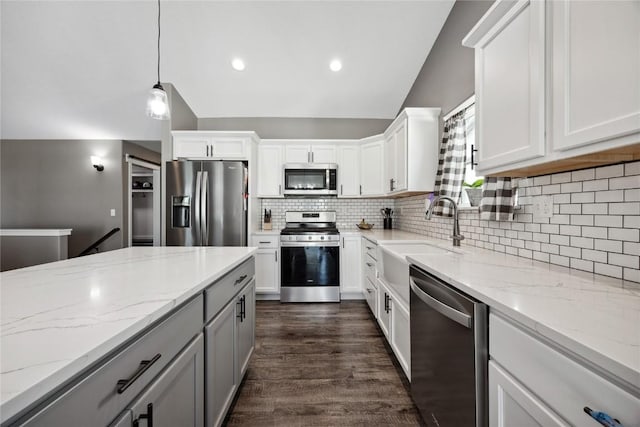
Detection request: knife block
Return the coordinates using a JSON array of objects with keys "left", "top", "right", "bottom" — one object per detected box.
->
[{"left": 263, "top": 221, "right": 272, "bottom": 231}]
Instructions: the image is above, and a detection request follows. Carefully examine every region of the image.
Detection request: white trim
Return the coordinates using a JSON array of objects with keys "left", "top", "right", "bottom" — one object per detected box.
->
[
  {"left": 443, "top": 95, "right": 476, "bottom": 122},
  {"left": 0, "top": 229, "right": 72, "bottom": 237},
  {"left": 125, "top": 154, "right": 160, "bottom": 170}
]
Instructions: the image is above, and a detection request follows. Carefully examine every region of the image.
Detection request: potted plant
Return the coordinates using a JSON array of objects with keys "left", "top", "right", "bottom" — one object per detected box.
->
[{"left": 463, "top": 178, "right": 484, "bottom": 206}]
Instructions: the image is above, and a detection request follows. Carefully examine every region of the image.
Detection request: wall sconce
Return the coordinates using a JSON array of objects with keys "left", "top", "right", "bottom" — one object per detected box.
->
[{"left": 91, "top": 156, "right": 104, "bottom": 172}]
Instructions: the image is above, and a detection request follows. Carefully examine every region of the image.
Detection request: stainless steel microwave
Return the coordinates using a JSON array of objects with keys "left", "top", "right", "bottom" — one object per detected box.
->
[{"left": 283, "top": 163, "right": 338, "bottom": 196}]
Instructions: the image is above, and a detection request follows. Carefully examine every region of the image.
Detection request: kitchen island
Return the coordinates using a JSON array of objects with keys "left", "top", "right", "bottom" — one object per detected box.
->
[{"left": 0, "top": 246, "right": 257, "bottom": 426}]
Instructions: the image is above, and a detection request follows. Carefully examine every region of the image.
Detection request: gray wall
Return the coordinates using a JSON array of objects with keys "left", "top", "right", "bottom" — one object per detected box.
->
[
  {"left": 399, "top": 0, "right": 493, "bottom": 116},
  {"left": 197, "top": 117, "right": 392, "bottom": 139},
  {"left": 1, "top": 139, "right": 124, "bottom": 256}
]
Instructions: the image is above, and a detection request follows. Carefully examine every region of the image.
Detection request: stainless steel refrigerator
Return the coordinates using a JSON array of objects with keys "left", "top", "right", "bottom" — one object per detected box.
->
[{"left": 166, "top": 161, "right": 248, "bottom": 246}]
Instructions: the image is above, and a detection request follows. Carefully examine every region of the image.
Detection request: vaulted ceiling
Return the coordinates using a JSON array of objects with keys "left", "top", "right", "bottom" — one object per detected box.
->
[{"left": 1, "top": 1, "right": 454, "bottom": 140}]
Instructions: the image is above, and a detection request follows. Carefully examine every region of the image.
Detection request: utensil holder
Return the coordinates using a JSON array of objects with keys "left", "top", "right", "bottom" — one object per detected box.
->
[{"left": 383, "top": 218, "right": 392, "bottom": 230}]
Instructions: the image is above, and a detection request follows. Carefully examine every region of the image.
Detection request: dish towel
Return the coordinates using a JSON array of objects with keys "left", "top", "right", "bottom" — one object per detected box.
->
[
  {"left": 432, "top": 111, "right": 467, "bottom": 217},
  {"left": 480, "top": 177, "right": 515, "bottom": 221}
]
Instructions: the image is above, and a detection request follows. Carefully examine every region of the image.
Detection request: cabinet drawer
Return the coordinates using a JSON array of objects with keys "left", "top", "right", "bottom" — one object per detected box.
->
[
  {"left": 363, "top": 276, "right": 378, "bottom": 318},
  {"left": 250, "top": 235, "right": 279, "bottom": 249},
  {"left": 490, "top": 313, "right": 640, "bottom": 426},
  {"left": 363, "top": 239, "right": 377, "bottom": 260},
  {"left": 23, "top": 295, "right": 204, "bottom": 427},
  {"left": 205, "top": 259, "right": 255, "bottom": 323},
  {"left": 363, "top": 253, "right": 376, "bottom": 283}
]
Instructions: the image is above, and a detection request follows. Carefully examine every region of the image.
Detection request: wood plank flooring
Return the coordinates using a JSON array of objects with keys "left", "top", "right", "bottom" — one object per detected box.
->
[{"left": 224, "top": 301, "right": 424, "bottom": 426}]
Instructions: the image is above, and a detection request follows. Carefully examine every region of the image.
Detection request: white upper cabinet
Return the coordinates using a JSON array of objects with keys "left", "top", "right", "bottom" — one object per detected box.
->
[
  {"left": 257, "top": 144, "right": 283, "bottom": 197},
  {"left": 551, "top": 0, "right": 640, "bottom": 152},
  {"left": 172, "top": 131, "right": 255, "bottom": 160},
  {"left": 360, "top": 135, "right": 385, "bottom": 196},
  {"left": 337, "top": 144, "right": 360, "bottom": 197},
  {"left": 462, "top": 0, "right": 546, "bottom": 174},
  {"left": 383, "top": 108, "right": 441, "bottom": 195},
  {"left": 464, "top": 0, "right": 640, "bottom": 176},
  {"left": 283, "top": 143, "right": 337, "bottom": 164}
]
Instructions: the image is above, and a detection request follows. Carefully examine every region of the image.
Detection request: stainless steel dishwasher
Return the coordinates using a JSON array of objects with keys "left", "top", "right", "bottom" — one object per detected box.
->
[{"left": 409, "top": 265, "right": 488, "bottom": 427}]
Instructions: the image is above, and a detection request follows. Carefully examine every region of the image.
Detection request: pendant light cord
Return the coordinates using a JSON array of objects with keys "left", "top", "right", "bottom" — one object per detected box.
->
[{"left": 157, "top": 0, "right": 161, "bottom": 84}]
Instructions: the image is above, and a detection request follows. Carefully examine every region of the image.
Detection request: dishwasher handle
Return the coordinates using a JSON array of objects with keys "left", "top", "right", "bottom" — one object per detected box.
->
[{"left": 410, "top": 278, "right": 472, "bottom": 329}]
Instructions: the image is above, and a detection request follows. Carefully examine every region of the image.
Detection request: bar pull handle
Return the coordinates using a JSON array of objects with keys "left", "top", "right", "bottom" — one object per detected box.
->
[
  {"left": 366, "top": 288, "right": 373, "bottom": 294},
  {"left": 471, "top": 144, "right": 478, "bottom": 170},
  {"left": 366, "top": 246, "right": 374, "bottom": 250},
  {"left": 279, "top": 184, "right": 282, "bottom": 195},
  {"left": 275, "top": 250, "right": 278, "bottom": 262},
  {"left": 359, "top": 184, "right": 362, "bottom": 195},
  {"left": 117, "top": 354, "right": 161, "bottom": 394},
  {"left": 410, "top": 278, "right": 471, "bottom": 328},
  {"left": 237, "top": 297, "right": 243, "bottom": 322},
  {"left": 133, "top": 403, "right": 153, "bottom": 427},
  {"left": 234, "top": 274, "right": 248, "bottom": 286},
  {"left": 366, "top": 262, "right": 373, "bottom": 267},
  {"left": 341, "top": 184, "right": 343, "bottom": 195},
  {"left": 259, "top": 241, "right": 271, "bottom": 244},
  {"left": 206, "top": 145, "right": 209, "bottom": 157}
]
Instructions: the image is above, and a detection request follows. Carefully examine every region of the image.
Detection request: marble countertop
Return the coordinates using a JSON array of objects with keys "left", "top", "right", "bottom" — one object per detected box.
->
[
  {"left": 0, "top": 246, "right": 257, "bottom": 423},
  {"left": 0, "top": 229, "right": 72, "bottom": 237},
  {"left": 370, "top": 236, "right": 640, "bottom": 392}
]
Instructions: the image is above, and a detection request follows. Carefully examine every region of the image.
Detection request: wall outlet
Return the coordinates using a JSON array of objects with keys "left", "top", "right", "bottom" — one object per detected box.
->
[
  {"left": 110, "top": 209, "right": 116, "bottom": 217},
  {"left": 533, "top": 195, "right": 553, "bottom": 218}
]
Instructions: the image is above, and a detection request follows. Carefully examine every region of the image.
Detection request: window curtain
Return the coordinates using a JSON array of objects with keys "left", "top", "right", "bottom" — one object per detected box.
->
[
  {"left": 480, "top": 177, "right": 515, "bottom": 221},
  {"left": 432, "top": 111, "right": 467, "bottom": 217}
]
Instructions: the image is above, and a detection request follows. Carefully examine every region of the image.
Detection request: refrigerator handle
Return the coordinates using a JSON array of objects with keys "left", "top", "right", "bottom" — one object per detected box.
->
[
  {"left": 201, "top": 171, "right": 209, "bottom": 246},
  {"left": 194, "top": 171, "right": 202, "bottom": 246}
]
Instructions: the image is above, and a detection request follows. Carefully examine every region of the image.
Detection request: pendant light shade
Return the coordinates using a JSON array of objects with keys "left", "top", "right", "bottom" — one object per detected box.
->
[
  {"left": 146, "top": 82, "right": 170, "bottom": 120},
  {"left": 146, "top": 0, "right": 170, "bottom": 120}
]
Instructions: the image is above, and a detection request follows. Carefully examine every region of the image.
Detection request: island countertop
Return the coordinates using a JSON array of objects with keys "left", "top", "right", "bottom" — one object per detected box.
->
[{"left": 0, "top": 246, "right": 256, "bottom": 423}]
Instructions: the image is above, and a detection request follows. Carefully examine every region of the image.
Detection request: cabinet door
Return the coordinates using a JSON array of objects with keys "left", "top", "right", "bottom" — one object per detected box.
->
[
  {"left": 205, "top": 301, "right": 237, "bottom": 427},
  {"left": 551, "top": 0, "right": 640, "bottom": 152},
  {"left": 110, "top": 411, "right": 132, "bottom": 427},
  {"left": 311, "top": 144, "right": 337, "bottom": 163},
  {"left": 489, "top": 361, "right": 568, "bottom": 427},
  {"left": 393, "top": 122, "right": 408, "bottom": 192},
  {"left": 236, "top": 281, "right": 255, "bottom": 380},
  {"left": 390, "top": 298, "right": 410, "bottom": 380},
  {"left": 255, "top": 248, "right": 279, "bottom": 293},
  {"left": 337, "top": 145, "right": 360, "bottom": 197},
  {"left": 129, "top": 334, "right": 204, "bottom": 427},
  {"left": 340, "top": 235, "right": 362, "bottom": 294},
  {"left": 284, "top": 144, "right": 311, "bottom": 163},
  {"left": 257, "top": 144, "right": 283, "bottom": 197},
  {"left": 211, "top": 137, "right": 247, "bottom": 159},
  {"left": 474, "top": 0, "right": 545, "bottom": 172},
  {"left": 384, "top": 134, "right": 396, "bottom": 193},
  {"left": 173, "top": 137, "right": 210, "bottom": 159},
  {"left": 360, "top": 139, "right": 384, "bottom": 196},
  {"left": 377, "top": 281, "right": 391, "bottom": 339}
]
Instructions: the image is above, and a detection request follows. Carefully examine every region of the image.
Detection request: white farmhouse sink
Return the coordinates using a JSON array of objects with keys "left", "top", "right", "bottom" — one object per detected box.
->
[{"left": 378, "top": 243, "right": 451, "bottom": 304}]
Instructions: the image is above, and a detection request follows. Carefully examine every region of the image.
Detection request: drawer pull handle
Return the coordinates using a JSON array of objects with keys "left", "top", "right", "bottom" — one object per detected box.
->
[
  {"left": 259, "top": 241, "right": 271, "bottom": 244},
  {"left": 366, "top": 288, "right": 373, "bottom": 293},
  {"left": 584, "top": 407, "right": 622, "bottom": 427},
  {"left": 366, "top": 246, "right": 374, "bottom": 250},
  {"left": 234, "top": 274, "right": 248, "bottom": 285},
  {"left": 134, "top": 403, "right": 153, "bottom": 427},
  {"left": 366, "top": 262, "right": 373, "bottom": 267},
  {"left": 117, "top": 354, "right": 161, "bottom": 394}
]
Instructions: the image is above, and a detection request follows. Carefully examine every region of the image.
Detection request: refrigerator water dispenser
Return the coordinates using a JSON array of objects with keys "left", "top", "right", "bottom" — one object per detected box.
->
[{"left": 172, "top": 196, "right": 190, "bottom": 228}]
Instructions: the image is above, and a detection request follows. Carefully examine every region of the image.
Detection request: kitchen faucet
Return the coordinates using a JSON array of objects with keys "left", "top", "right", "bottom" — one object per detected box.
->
[{"left": 425, "top": 195, "right": 464, "bottom": 247}]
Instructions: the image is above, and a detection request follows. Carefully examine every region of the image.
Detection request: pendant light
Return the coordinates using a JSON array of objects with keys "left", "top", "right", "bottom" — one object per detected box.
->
[{"left": 146, "top": 0, "right": 171, "bottom": 120}]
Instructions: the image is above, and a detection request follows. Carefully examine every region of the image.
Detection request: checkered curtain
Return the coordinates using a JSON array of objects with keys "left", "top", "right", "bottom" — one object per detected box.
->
[
  {"left": 480, "top": 177, "right": 515, "bottom": 221},
  {"left": 432, "top": 111, "right": 467, "bottom": 216}
]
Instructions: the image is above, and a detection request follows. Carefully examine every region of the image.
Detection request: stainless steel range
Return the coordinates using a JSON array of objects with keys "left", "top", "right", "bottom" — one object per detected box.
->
[{"left": 280, "top": 211, "right": 340, "bottom": 302}]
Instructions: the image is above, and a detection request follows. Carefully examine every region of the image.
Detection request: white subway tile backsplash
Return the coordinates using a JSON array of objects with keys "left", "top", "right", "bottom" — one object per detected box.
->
[
  {"left": 595, "top": 164, "right": 624, "bottom": 179},
  {"left": 391, "top": 161, "right": 639, "bottom": 283},
  {"left": 571, "top": 168, "right": 595, "bottom": 182}
]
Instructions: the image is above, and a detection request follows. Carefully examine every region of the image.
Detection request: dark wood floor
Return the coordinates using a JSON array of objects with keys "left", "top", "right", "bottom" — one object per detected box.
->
[{"left": 224, "top": 301, "right": 424, "bottom": 426}]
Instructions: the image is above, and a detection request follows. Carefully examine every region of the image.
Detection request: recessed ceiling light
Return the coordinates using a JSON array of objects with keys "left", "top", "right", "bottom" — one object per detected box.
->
[
  {"left": 231, "top": 58, "right": 245, "bottom": 71},
  {"left": 329, "top": 59, "right": 342, "bottom": 72}
]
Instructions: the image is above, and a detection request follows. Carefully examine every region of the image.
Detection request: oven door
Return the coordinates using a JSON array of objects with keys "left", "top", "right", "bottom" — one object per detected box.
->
[{"left": 281, "top": 242, "right": 340, "bottom": 287}]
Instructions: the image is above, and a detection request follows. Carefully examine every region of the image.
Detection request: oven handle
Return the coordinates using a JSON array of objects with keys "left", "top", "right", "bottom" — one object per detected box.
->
[
  {"left": 280, "top": 241, "right": 340, "bottom": 248},
  {"left": 410, "top": 278, "right": 471, "bottom": 328}
]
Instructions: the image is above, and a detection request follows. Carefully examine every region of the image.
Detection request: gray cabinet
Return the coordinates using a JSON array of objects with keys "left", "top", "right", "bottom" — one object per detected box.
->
[
  {"left": 236, "top": 281, "right": 255, "bottom": 379},
  {"left": 205, "top": 299, "right": 238, "bottom": 427},
  {"left": 127, "top": 334, "right": 204, "bottom": 427}
]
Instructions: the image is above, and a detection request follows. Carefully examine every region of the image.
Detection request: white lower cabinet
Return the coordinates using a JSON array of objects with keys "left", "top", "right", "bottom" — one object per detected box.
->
[
  {"left": 340, "top": 235, "right": 362, "bottom": 297},
  {"left": 251, "top": 235, "right": 280, "bottom": 295},
  {"left": 490, "top": 313, "right": 640, "bottom": 427},
  {"left": 489, "top": 361, "right": 567, "bottom": 427},
  {"left": 236, "top": 281, "right": 255, "bottom": 378},
  {"left": 127, "top": 334, "right": 205, "bottom": 427},
  {"left": 363, "top": 276, "right": 378, "bottom": 317},
  {"left": 377, "top": 279, "right": 391, "bottom": 339},
  {"left": 389, "top": 296, "right": 410, "bottom": 381}
]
